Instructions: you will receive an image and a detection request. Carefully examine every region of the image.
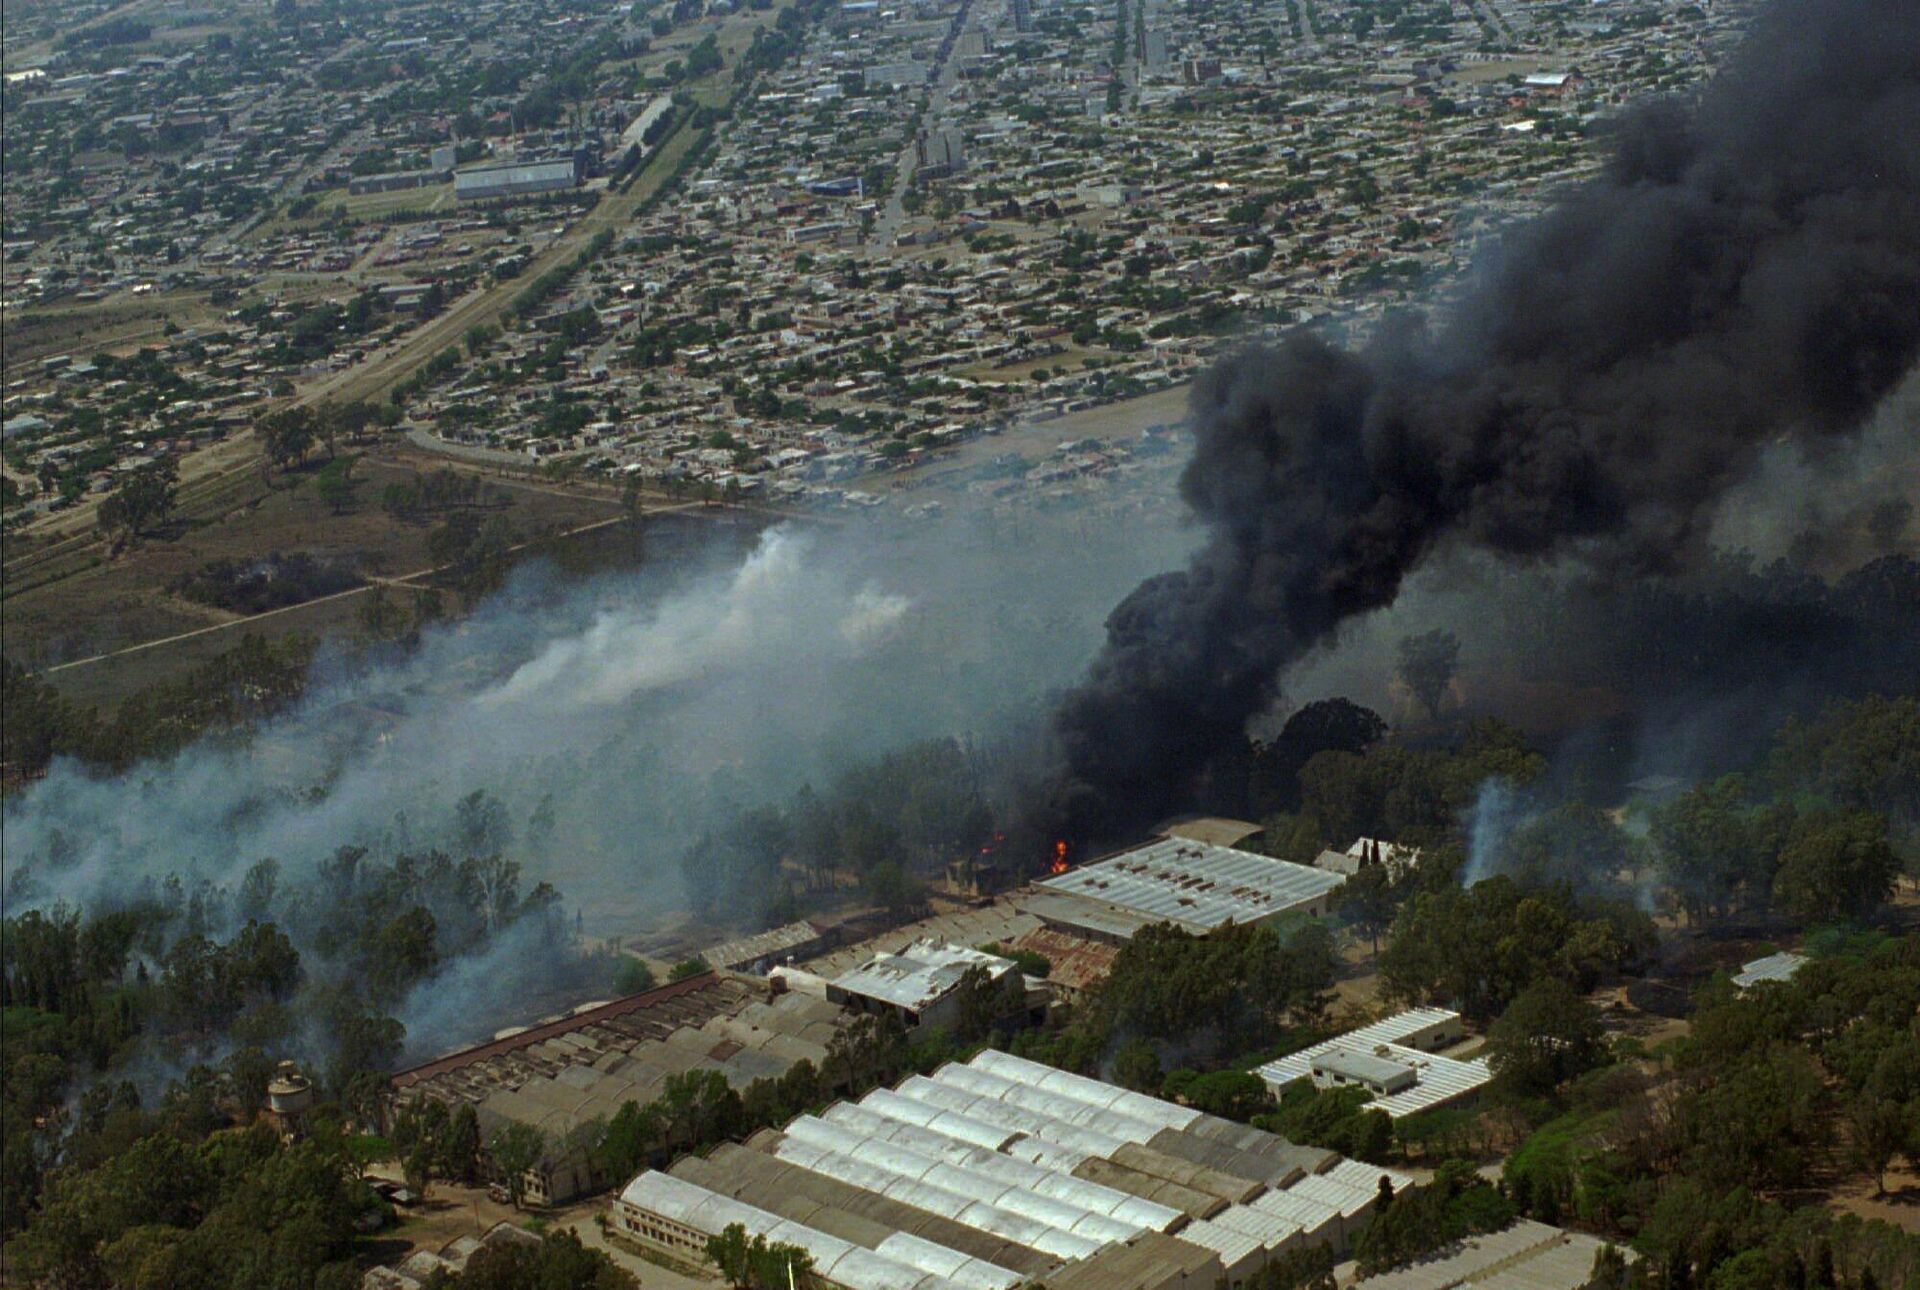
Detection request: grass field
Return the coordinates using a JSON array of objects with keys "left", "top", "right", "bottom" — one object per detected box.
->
[
  {"left": 1, "top": 292, "right": 226, "bottom": 376},
  {"left": 246, "top": 182, "right": 457, "bottom": 241}
]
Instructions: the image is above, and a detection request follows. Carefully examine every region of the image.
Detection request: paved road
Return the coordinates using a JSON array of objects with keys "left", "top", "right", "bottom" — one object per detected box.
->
[
  {"left": 406, "top": 425, "right": 537, "bottom": 467},
  {"left": 870, "top": 0, "right": 981, "bottom": 250},
  {"left": 561, "top": 1215, "right": 717, "bottom": 1289}
]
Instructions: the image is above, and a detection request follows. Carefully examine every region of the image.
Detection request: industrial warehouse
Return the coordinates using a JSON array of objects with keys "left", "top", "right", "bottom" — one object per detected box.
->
[
  {"left": 452, "top": 154, "right": 585, "bottom": 200},
  {"left": 386, "top": 972, "right": 854, "bottom": 1205},
  {"left": 615, "top": 1047, "right": 1413, "bottom": 1288},
  {"left": 1026, "top": 837, "right": 1347, "bottom": 943},
  {"left": 612, "top": 1048, "right": 1616, "bottom": 1290}
]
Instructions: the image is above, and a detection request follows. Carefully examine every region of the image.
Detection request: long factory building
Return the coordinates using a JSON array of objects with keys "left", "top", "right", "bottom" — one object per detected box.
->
[
  {"left": 615, "top": 1048, "right": 1413, "bottom": 1290},
  {"left": 1025, "top": 838, "right": 1348, "bottom": 944}
]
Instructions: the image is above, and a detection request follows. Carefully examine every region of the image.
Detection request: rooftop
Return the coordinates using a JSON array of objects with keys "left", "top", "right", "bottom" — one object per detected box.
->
[
  {"left": 1036, "top": 839, "right": 1345, "bottom": 934},
  {"left": 1350, "top": 1218, "right": 1629, "bottom": 1289},
  {"left": 1259, "top": 1010, "right": 1491, "bottom": 1117},
  {"left": 703, "top": 919, "right": 831, "bottom": 973},
  {"left": 1311, "top": 1048, "right": 1418, "bottom": 1094},
  {"left": 1732, "top": 951, "right": 1808, "bottom": 989},
  {"left": 616, "top": 1047, "right": 1420, "bottom": 1287},
  {"left": 831, "top": 939, "right": 1017, "bottom": 1011}
]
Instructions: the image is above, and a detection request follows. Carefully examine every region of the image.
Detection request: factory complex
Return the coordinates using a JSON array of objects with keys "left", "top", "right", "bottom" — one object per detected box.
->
[
  {"left": 363, "top": 826, "right": 1638, "bottom": 1288},
  {"left": 824, "top": 939, "right": 1036, "bottom": 1031},
  {"left": 614, "top": 1048, "right": 1415, "bottom": 1290}
]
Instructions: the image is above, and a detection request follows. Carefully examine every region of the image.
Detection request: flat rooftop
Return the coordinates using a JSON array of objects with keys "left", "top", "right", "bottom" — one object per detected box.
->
[
  {"left": 1036, "top": 838, "right": 1345, "bottom": 934},
  {"left": 1259, "top": 1010, "right": 1491, "bottom": 1117}
]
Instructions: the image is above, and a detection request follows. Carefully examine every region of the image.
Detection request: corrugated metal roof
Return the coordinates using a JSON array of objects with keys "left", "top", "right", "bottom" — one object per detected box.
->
[
  {"left": 1345, "top": 1219, "right": 1609, "bottom": 1290},
  {"left": 1177, "top": 1215, "right": 1266, "bottom": 1264},
  {"left": 1248, "top": 1187, "right": 1341, "bottom": 1244},
  {"left": 771, "top": 1138, "right": 1103, "bottom": 1262},
  {"left": 971, "top": 1051, "right": 1197, "bottom": 1130},
  {"left": 619, "top": 1170, "right": 965, "bottom": 1290},
  {"left": 831, "top": 940, "right": 1016, "bottom": 1011},
  {"left": 1206, "top": 1202, "right": 1302, "bottom": 1249},
  {"left": 1037, "top": 838, "right": 1345, "bottom": 931}
]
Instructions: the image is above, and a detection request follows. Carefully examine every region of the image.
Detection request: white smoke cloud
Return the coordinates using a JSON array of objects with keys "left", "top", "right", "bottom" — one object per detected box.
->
[
  {"left": 483, "top": 528, "right": 913, "bottom": 713},
  {"left": 4, "top": 504, "right": 1199, "bottom": 948}
]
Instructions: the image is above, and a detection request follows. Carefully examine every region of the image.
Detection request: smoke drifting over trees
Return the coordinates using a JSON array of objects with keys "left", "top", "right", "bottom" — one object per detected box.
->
[
  {"left": 4, "top": 508, "right": 1195, "bottom": 1057},
  {"left": 1044, "top": 0, "right": 1920, "bottom": 843}
]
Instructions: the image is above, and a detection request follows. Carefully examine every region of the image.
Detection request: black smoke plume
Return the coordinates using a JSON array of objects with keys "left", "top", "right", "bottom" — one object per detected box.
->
[{"left": 1044, "top": 0, "right": 1920, "bottom": 843}]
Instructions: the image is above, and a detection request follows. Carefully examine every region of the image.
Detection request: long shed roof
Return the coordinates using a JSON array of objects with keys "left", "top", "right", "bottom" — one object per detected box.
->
[{"left": 1037, "top": 838, "right": 1344, "bottom": 932}]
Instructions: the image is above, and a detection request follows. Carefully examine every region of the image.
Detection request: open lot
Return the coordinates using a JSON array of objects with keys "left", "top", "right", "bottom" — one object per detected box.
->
[{"left": 9, "top": 448, "right": 622, "bottom": 706}]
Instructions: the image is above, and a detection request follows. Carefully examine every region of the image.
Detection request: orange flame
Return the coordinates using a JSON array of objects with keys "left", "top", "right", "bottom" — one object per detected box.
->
[{"left": 1050, "top": 841, "right": 1071, "bottom": 875}]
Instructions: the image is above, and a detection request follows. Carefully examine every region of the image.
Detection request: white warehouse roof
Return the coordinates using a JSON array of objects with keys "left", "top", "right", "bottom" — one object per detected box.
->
[
  {"left": 619, "top": 1049, "right": 1426, "bottom": 1289},
  {"left": 1036, "top": 838, "right": 1345, "bottom": 935},
  {"left": 617, "top": 1170, "right": 980, "bottom": 1290},
  {"left": 1732, "top": 951, "right": 1807, "bottom": 989}
]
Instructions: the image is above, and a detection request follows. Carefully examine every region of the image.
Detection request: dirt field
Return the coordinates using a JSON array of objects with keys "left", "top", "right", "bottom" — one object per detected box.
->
[
  {"left": 1828, "top": 1164, "right": 1920, "bottom": 1234},
  {"left": 1, "top": 291, "right": 231, "bottom": 376},
  {"left": 11, "top": 448, "right": 621, "bottom": 704}
]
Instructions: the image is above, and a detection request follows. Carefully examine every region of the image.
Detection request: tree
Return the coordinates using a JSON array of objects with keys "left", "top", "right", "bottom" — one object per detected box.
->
[
  {"left": 403, "top": 1137, "right": 436, "bottom": 1198},
  {"left": 358, "top": 587, "right": 411, "bottom": 643},
  {"left": 1498, "top": 804, "right": 1634, "bottom": 900},
  {"left": 487, "top": 1122, "right": 547, "bottom": 1208},
  {"left": 1171, "top": 1070, "right": 1272, "bottom": 1121},
  {"left": 668, "top": 958, "right": 708, "bottom": 982},
  {"left": 1486, "top": 978, "right": 1607, "bottom": 1100},
  {"left": 1379, "top": 879, "right": 1651, "bottom": 1022},
  {"left": 313, "top": 455, "right": 357, "bottom": 514},
  {"left": 613, "top": 957, "right": 657, "bottom": 995},
  {"left": 706, "top": 1222, "right": 814, "bottom": 1289},
  {"left": 459, "top": 1231, "right": 634, "bottom": 1289},
  {"left": 1397, "top": 629, "right": 1460, "bottom": 720},
  {"left": 361, "top": 906, "right": 438, "bottom": 1002},
  {"left": 260, "top": 408, "right": 318, "bottom": 470},
  {"left": 1848, "top": 1094, "right": 1907, "bottom": 1195},
  {"left": 1112, "top": 1040, "right": 1162, "bottom": 1093},
  {"left": 1676, "top": 1043, "right": 1829, "bottom": 1190},
  {"left": 444, "top": 1104, "right": 482, "bottom": 1184},
  {"left": 454, "top": 790, "right": 514, "bottom": 858},
  {"left": 1771, "top": 810, "right": 1899, "bottom": 923},
  {"left": 1254, "top": 697, "right": 1389, "bottom": 814},
  {"left": 1651, "top": 776, "right": 1790, "bottom": 923},
  {"left": 1336, "top": 861, "right": 1397, "bottom": 955},
  {"left": 97, "top": 461, "right": 178, "bottom": 542},
  {"left": 864, "top": 860, "right": 927, "bottom": 917}
]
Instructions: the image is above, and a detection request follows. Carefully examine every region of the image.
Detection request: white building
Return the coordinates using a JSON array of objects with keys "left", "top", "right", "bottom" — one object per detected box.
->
[
  {"left": 1258, "top": 1009, "right": 1490, "bottom": 1117},
  {"left": 1732, "top": 951, "right": 1807, "bottom": 990},
  {"left": 1314, "top": 837, "right": 1421, "bottom": 878},
  {"left": 1026, "top": 839, "right": 1346, "bottom": 943}
]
